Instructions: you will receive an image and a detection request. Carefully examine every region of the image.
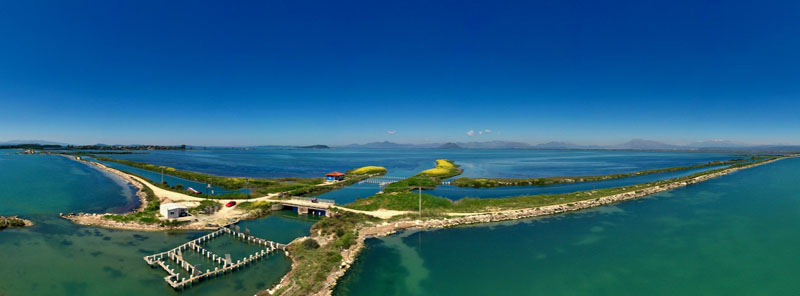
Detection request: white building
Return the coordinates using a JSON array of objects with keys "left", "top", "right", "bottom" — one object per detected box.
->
[{"left": 160, "top": 203, "right": 188, "bottom": 219}]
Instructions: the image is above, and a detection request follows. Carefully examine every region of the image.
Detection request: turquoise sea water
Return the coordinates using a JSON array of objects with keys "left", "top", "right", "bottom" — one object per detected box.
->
[
  {"left": 0, "top": 152, "right": 315, "bottom": 296},
  {"left": 335, "top": 157, "right": 800, "bottom": 295}
]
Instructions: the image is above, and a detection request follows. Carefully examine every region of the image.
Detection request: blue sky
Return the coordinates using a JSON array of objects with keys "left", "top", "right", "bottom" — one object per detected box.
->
[{"left": 1, "top": 0, "right": 799, "bottom": 146}]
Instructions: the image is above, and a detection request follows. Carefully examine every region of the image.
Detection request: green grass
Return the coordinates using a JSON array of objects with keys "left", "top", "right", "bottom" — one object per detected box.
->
[
  {"left": 277, "top": 241, "right": 343, "bottom": 296},
  {"left": 189, "top": 200, "right": 222, "bottom": 215},
  {"left": 452, "top": 156, "right": 766, "bottom": 188},
  {"left": 237, "top": 201, "right": 276, "bottom": 217},
  {"left": 345, "top": 191, "right": 454, "bottom": 211},
  {"left": 312, "top": 211, "right": 377, "bottom": 236}
]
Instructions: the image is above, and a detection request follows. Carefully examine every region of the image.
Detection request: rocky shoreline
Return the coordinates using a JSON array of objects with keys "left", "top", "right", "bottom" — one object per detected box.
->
[
  {"left": 278, "top": 156, "right": 786, "bottom": 296},
  {"left": 58, "top": 212, "right": 220, "bottom": 231},
  {"left": 263, "top": 234, "right": 367, "bottom": 296}
]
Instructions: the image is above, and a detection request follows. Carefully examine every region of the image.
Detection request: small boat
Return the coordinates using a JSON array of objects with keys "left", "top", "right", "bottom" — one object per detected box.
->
[{"left": 187, "top": 187, "right": 201, "bottom": 194}]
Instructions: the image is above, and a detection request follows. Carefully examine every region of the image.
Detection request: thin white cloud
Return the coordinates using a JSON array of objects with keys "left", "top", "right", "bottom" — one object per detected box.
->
[
  {"left": 386, "top": 130, "right": 397, "bottom": 135},
  {"left": 467, "top": 129, "right": 491, "bottom": 137}
]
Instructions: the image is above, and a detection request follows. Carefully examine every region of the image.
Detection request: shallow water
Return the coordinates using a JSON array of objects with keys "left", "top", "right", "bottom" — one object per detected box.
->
[
  {"left": 0, "top": 152, "right": 315, "bottom": 296},
  {"left": 335, "top": 157, "right": 800, "bottom": 295}
]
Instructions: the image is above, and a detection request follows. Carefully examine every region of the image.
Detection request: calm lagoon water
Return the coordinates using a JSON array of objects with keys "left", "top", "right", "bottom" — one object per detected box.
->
[
  {"left": 335, "top": 157, "right": 800, "bottom": 295},
  {"left": 0, "top": 152, "right": 314, "bottom": 296},
  {"left": 103, "top": 149, "right": 736, "bottom": 179},
  {"left": 98, "top": 149, "right": 738, "bottom": 203}
]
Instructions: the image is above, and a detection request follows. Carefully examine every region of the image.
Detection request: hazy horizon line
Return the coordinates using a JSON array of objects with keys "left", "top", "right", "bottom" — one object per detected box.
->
[{"left": 3, "top": 138, "right": 800, "bottom": 148}]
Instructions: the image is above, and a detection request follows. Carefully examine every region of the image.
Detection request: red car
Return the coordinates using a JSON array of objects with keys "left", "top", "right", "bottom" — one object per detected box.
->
[{"left": 225, "top": 201, "right": 237, "bottom": 207}]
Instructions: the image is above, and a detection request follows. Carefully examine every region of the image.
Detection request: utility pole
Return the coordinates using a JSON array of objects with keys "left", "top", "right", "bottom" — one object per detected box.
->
[
  {"left": 418, "top": 186, "right": 422, "bottom": 217},
  {"left": 207, "top": 178, "right": 212, "bottom": 199}
]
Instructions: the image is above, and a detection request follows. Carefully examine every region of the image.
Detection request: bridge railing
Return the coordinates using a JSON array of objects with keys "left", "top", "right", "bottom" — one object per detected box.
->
[{"left": 295, "top": 197, "right": 335, "bottom": 205}]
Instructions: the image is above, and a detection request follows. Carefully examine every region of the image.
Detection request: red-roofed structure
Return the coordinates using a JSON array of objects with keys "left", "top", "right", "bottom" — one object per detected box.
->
[{"left": 326, "top": 172, "right": 345, "bottom": 181}]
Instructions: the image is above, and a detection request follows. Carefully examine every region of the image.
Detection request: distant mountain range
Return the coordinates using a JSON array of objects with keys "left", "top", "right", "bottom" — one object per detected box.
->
[
  {"left": 0, "top": 140, "right": 69, "bottom": 146},
  {"left": 339, "top": 139, "right": 800, "bottom": 152},
  {"left": 3, "top": 139, "right": 800, "bottom": 152}
]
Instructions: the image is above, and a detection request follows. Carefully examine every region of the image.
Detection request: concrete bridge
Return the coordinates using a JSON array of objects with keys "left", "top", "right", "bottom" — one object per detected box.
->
[{"left": 273, "top": 198, "right": 336, "bottom": 217}]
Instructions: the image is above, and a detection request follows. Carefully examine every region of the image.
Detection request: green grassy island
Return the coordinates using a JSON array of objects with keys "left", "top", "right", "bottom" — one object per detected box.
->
[
  {"left": 0, "top": 216, "right": 33, "bottom": 230},
  {"left": 382, "top": 159, "right": 462, "bottom": 193}
]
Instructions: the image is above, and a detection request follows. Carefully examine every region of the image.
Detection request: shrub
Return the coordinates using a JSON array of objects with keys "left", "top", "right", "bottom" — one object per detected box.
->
[{"left": 301, "top": 238, "right": 320, "bottom": 250}]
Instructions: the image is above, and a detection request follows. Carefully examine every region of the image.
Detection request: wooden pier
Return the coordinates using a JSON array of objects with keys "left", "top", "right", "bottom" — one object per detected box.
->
[{"left": 143, "top": 224, "right": 287, "bottom": 290}]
